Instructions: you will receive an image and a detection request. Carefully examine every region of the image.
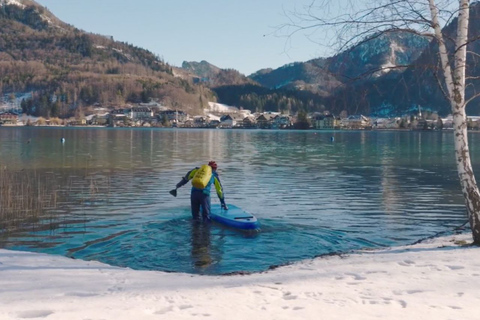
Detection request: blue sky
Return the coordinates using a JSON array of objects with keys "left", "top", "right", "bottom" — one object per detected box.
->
[{"left": 34, "top": 0, "right": 328, "bottom": 75}]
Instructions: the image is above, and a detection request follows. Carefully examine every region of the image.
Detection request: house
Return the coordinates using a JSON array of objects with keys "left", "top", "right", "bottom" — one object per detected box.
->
[
  {"left": 441, "top": 115, "right": 453, "bottom": 129},
  {"left": 220, "top": 114, "right": 234, "bottom": 128},
  {"left": 158, "top": 110, "right": 187, "bottom": 123},
  {"left": 272, "top": 114, "right": 292, "bottom": 129},
  {"left": 129, "top": 107, "right": 153, "bottom": 120},
  {"left": 206, "top": 115, "right": 221, "bottom": 128},
  {"left": 111, "top": 109, "right": 129, "bottom": 116},
  {"left": 91, "top": 113, "right": 110, "bottom": 126},
  {"left": 467, "top": 116, "right": 480, "bottom": 130},
  {"left": 341, "top": 115, "right": 371, "bottom": 129},
  {"left": 193, "top": 116, "right": 207, "bottom": 127},
  {"left": 414, "top": 118, "right": 428, "bottom": 130},
  {"left": 219, "top": 114, "right": 244, "bottom": 128},
  {"left": 325, "top": 114, "right": 340, "bottom": 129},
  {"left": 242, "top": 116, "right": 256, "bottom": 128},
  {"left": 373, "top": 118, "right": 401, "bottom": 129},
  {"left": 256, "top": 113, "right": 276, "bottom": 129},
  {"left": 109, "top": 109, "right": 129, "bottom": 126},
  {"left": 209, "top": 119, "right": 220, "bottom": 128},
  {"left": 314, "top": 114, "right": 340, "bottom": 129},
  {"left": 182, "top": 118, "right": 194, "bottom": 128},
  {"left": 0, "top": 112, "right": 19, "bottom": 125}
]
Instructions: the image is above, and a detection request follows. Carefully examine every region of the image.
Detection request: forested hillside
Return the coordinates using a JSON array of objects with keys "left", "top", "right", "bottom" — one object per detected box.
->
[
  {"left": 213, "top": 84, "right": 326, "bottom": 114},
  {"left": 0, "top": 0, "right": 215, "bottom": 117},
  {"left": 182, "top": 60, "right": 256, "bottom": 87}
]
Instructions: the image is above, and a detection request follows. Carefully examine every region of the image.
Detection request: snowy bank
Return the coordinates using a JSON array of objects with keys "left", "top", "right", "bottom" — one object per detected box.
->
[{"left": 0, "top": 233, "right": 479, "bottom": 320}]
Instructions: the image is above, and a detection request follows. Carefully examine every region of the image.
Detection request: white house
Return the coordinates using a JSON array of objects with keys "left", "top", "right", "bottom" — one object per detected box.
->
[
  {"left": 341, "top": 115, "right": 371, "bottom": 129},
  {"left": 373, "top": 117, "right": 401, "bottom": 129},
  {"left": 219, "top": 114, "right": 244, "bottom": 128},
  {"left": 129, "top": 107, "right": 153, "bottom": 119}
]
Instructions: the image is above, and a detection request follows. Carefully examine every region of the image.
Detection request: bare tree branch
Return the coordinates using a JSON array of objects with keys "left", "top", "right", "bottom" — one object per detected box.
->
[{"left": 465, "top": 91, "right": 480, "bottom": 105}]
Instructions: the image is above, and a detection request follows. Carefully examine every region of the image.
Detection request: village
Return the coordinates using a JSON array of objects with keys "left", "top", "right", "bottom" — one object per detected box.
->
[{"left": 0, "top": 101, "right": 476, "bottom": 130}]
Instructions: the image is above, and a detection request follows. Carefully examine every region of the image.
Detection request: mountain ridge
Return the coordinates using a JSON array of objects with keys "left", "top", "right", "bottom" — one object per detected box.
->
[{"left": 181, "top": 60, "right": 256, "bottom": 87}]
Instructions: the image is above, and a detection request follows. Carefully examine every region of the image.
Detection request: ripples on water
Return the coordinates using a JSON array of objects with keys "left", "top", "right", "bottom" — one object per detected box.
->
[{"left": 0, "top": 127, "right": 473, "bottom": 274}]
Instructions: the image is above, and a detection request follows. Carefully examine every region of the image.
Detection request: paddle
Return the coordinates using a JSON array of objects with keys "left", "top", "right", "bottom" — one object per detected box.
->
[{"left": 169, "top": 188, "right": 177, "bottom": 197}]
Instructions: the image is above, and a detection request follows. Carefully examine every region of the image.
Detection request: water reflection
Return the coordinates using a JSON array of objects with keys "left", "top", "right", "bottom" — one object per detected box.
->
[{"left": 190, "top": 222, "right": 213, "bottom": 271}]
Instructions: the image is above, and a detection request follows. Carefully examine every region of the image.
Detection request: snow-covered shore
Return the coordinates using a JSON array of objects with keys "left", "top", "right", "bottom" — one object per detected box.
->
[{"left": 1, "top": 233, "right": 479, "bottom": 320}]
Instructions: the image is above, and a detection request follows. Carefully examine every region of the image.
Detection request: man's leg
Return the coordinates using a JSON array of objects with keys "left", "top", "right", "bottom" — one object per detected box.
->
[
  {"left": 191, "top": 191, "right": 201, "bottom": 221},
  {"left": 200, "top": 193, "right": 211, "bottom": 222}
]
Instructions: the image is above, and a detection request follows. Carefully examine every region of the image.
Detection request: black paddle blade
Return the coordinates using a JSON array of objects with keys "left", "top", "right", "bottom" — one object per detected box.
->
[{"left": 169, "top": 189, "right": 177, "bottom": 197}]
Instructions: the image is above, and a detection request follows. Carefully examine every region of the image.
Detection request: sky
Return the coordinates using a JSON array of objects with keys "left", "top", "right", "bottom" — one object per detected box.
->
[
  {"left": 1, "top": 232, "right": 478, "bottom": 320},
  {"left": 33, "top": 0, "right": 330, "bottom": 75}
]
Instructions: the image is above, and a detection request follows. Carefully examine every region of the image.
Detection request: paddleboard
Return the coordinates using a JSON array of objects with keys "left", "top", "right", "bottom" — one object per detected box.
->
[{"left": 210, "top": 204, "right": 260, "bottom": 230}]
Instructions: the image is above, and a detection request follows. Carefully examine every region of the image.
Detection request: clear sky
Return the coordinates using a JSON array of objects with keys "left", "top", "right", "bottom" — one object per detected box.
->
[{"left": 34, "top": 0, "right": 328, "bottom": 75}]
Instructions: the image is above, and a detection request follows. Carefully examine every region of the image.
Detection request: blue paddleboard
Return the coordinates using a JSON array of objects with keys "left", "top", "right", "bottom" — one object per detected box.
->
[{"left": 210, "top": 204, "right": 260, "bottom": 230}]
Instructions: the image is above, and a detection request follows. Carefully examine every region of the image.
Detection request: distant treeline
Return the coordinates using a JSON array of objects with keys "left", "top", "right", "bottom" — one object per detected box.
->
[{"left": 213, "top": 84, "right": 328, "bottom": 114}]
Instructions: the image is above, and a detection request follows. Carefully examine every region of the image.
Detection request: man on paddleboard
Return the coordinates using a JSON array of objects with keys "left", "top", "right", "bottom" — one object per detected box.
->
[{"left": 172, "top": 161, "right": 228, "bottom": 221}]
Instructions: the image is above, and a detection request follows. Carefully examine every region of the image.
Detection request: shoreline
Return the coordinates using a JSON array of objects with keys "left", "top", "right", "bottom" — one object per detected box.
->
[
  {"left": 1, "top": 232, "right": 478, "bottom": 319},
  {"left": 0, "top": 124, "right": 468, "bottom": 132}
]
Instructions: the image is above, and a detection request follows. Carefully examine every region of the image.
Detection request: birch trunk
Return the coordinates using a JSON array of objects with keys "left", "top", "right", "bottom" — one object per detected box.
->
[{"left": 429, "top": 0, "right": 480, "bottom": 243}]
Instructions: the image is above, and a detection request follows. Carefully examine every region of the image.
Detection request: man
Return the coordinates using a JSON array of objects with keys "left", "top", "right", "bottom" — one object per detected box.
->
[{"left": 174, "top": 161, "right": 227, "bottom": 221}]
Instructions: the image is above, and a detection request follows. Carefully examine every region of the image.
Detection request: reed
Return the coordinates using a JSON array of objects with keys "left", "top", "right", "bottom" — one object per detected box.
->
[
  {"left": 1, "top": 154, "right": 112, "bottom": 235},
  {"left": 0, "top": 168, "right": 59, "bottom": 232}
]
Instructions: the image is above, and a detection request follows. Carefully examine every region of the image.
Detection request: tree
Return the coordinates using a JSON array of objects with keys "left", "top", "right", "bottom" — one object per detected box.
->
[
  {"left": 161, "top": 114, "right": 170, "bottom": 127},
  {"left": 294, "top": 109, "right": 311, "bottom": 129},
  {"left": 437, "top": 117, "right": 444, "bottom": 130},
  {"left": 284, "top": 0, "right": 480, "bottom": 244}
]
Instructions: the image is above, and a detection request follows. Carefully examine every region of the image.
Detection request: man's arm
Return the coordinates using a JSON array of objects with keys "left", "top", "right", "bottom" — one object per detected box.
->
[
  {"left": 176, "top": 168, "right": 198, "bottom": 188},
  {"left": 213, "top": 174, "right": 228, "bottom": 209}
]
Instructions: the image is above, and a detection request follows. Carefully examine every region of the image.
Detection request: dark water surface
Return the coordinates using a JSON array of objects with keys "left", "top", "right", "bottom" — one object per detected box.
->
[{"left": 0, "top": 127, "right": 475, "bottom": 274}]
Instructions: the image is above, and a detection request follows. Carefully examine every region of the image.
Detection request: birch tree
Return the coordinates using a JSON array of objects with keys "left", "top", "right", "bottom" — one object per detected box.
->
[{"left": 282, "top": 0, "right": 480, "bottom": 243}]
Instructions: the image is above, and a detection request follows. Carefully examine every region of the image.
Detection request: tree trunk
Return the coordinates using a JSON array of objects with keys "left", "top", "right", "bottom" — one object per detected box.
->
[
  {"left": 452, "top": 0, "right": 480, "bottom": 244},
  {"left": 453, "top": 104, "right": 480, "bottom": 244},
  {"left": 430, "top": 0, "right": 480, "bottom": 243}
]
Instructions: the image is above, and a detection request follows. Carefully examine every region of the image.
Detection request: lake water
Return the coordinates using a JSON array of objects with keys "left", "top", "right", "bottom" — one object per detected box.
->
[{"left": 0, "top": 127, "right": 475, "bottom": 274}]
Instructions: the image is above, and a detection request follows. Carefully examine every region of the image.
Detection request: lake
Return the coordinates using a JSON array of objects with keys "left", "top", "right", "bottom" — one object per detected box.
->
[{"left": 0, "top": 127, "right": 474, "bottom": 274}]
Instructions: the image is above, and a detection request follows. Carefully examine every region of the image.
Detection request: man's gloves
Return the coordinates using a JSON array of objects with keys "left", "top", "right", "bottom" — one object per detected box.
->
[{"left": 221, "top": 199, "right": 228, "bottom": 210}]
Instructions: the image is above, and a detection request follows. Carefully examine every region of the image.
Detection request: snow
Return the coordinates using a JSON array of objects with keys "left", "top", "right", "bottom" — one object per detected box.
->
[
  {"left": 1, "top": 92, "right": 32, "bottom": 111},
  {"left": 1, "top": 232, "right": 479, "bottom": 320},
  {"left": 374, "top": 41, "right": 406, "bottom": 76},
  {"left": 207, "top": 102, "right": 238, "bottom": 113},
  {"left": 1, "top": 0, "right": 25, "bottom": 8},
  {"left": 207, "top": 114, "right": 221, "bottom": 121}
]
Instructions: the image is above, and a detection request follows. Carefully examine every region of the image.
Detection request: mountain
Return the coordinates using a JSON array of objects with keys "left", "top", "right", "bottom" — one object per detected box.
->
[
  {"left": 180, "top": 60, "right": 331, "bottom": 114},
  {"left": 244, "top": 3, "right": 480, "bottom": 118},
  {"left": 0, "top": 0, "right": 215, "bottom": 117},
  {"left": 326, "top": 32, "right": 430, "bottom": 81},
  {"left": 379, "top": 1, "right": 480, "bottom": 116},
  {"left": 320, "top": 31, "right": 431, "bottom": 116},
  {"left": 325, "top": 2, "right": 480, "bottom": 117},
  {"left": 181, "top": 60, "right": 256, "bottom": 87},
  {"left": 249, "top": 32, "right": 429, "bottom": 96},
  {"left": 249, "top": 59, "right": 341, "bottom": 96},
  {"left": 214, "top": 31, "right": 430, "bottom": 116}
]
